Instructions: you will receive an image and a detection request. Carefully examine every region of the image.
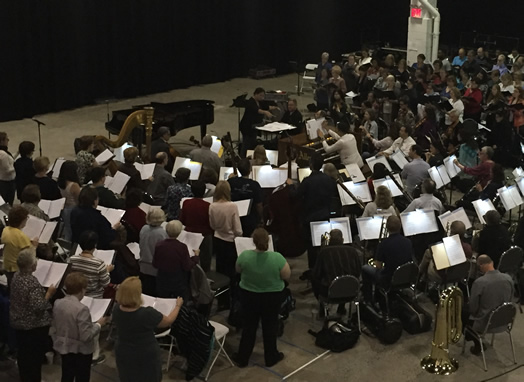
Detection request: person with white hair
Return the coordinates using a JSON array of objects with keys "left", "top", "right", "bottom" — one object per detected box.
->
[
  {"left": 189, "top": 134, "right": 223, "bottom": 174},
  {"left": 492, "top": 54, "right": 509, "bottom": 76},
  {"left": 139, "top": 208, "right": 168, "bottom": 295},
  {"left": 315, "top": 51, "right": 332, "bottom": 84},
  {"left": 152, "top": 220, "right": 200, "bottom": 299}
]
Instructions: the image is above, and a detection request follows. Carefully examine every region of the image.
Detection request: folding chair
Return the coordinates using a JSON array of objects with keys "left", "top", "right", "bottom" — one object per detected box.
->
[
  {"left": 462, "top": 302, "right": 517, "bottom": 371},
  {"left": 155, "top": 328, "right": 177, "bottom": 372},
  {"left": 378, "top": 262, "right": 419, "bottom": 316},
  {"left": 498, "top": 246, "right": 524, "bottom": 312},
  {"left": 300, "top": 63, "right": 318, "bottom": 93},
  {"left": 205, "top": 321, "right": 234, "bottom": 380},
  {"left": 319, "top": 275, "right": 361, "bottom": 332}
]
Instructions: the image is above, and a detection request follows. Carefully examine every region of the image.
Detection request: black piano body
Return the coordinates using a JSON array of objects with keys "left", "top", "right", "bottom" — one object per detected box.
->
[{"left": 105, "top": 99, "right": 214, "bottom": 145}]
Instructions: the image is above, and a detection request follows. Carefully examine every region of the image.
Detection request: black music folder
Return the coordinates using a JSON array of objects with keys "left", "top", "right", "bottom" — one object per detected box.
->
[
  {"left": 438, "top": 99, "right": 453, "bottom": 112},
  {"left": 507, "top": 103, "right": 524, "bottom": 111},
  {"left": 374, "top": 89, "right": 396, "bottom": 100}
]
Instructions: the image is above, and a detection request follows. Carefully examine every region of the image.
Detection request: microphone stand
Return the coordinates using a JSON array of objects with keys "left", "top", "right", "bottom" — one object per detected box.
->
[{"left": 32, "top": 118, "right": 45, "bottom": 156}]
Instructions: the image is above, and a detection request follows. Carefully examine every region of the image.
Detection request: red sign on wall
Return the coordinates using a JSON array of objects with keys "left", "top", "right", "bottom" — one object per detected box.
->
[{"left": 411, "top": 7, "right": 422, "bottom": 18}]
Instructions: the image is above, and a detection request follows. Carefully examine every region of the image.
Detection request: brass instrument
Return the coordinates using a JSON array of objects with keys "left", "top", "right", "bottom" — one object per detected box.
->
[
  {"left": 421, "top": 286, "right": 463, "bottom": 375},
  {"left": 378, "top": 215, "right": 388, "bottom": 242},
  {"left": 321, "top": 232, "right": 330, "bottom": 246},
  {"left": 415, "top": 117, "right": 427, "bottom": 130},
  {"left": 337, "top": 177, "right": 366, "bottom": 210}
]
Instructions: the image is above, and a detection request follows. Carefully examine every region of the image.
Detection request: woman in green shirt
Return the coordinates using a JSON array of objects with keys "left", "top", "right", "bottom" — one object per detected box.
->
[{"left": 231, "top": 228, "right": 291, "bottom": 368}]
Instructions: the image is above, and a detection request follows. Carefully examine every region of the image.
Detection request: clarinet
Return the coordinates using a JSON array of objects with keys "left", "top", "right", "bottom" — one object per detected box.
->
[
  {"left": 385, "top": 169, "right": 414, "bottom": 202},
  {"left": 337, "top": 177, "right": 366, "bottom": 210}
]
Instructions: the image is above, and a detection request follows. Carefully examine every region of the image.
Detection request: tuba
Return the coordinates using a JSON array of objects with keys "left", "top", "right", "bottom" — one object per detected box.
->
[{"left": 421, "top": 286, "right": 463, "bottom": 375}]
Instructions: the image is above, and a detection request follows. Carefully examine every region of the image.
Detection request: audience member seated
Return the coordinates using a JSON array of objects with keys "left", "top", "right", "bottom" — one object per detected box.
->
[
  {"left": 75, "top": 135, "right": 98, "bottom": 185},
  {"left": 32, "top": 156, "right": 62, "bottom": 200},
  {"left": 454, "top": 146, "right": 495, "bottom": 190},
  {"left": 318, "top": 118, "right": 363, "bottom": 168},
  {"left": 153, "top": 220, "right": 199, "bottom": 300},
  {"left": 452, "top": 48, "right": 467, "bottom": 67},
  {"left": 280, "top": 99, "right": 303, "bottom": 135},
  {"left": 361, "top": 185, "right": 397, "bottom": 217},
  {"left": 463, "top": 255, "right": 513, "bottom": 355},
  {"left": 361, "top": 216, "right": 413, "bottom": 302},
  {"left": 189, "top": 134, "right": 223, "bottom": 175},
  {"left": 401, "top": 144, "right": 430, "bottom": 197},
  {"left": 70, "top": 186, "right": 119, "bottom": 250},
  {"left": 51, "top": 272, "right": 109, "bottom": 382},
  {"left": 474, "top": 211, "right": 512, "bottom": 268},
  {"left": 91, "top": 166, "right": 126, "bottom": 210},
  {"left": 231, "top": 228, "right": 290, "bottom": 368},
  {"left": 139, "top": 208, "right": 168, "bottom": 296},
  {"left": 1, "top": 205, "right": 37, "bottom": 287},
  {"left": 0, "top": 132, "right": 16, "bottom": 205},
  {"left": 462, "top": 50, "right": 481, "bottom": 77},
  {"left": 14, "top": 141, "right": 35, "bottom": 202},
  {"left": 57, "top": 160, "right": 81, "bottom": 242},
  {"left": 147, "top": 152, "right": 175, "bottom": 206},
  {"left": 378, "top": 125, "right": 416, "bottom": 158},
  {"left": 122, "top": 188, "right": 147, "bottom": 243},
  {"left": 9, "top": 248, "right": 56, "bottom": 382},
  {"left": 118, "top": 146, "right": 147, "bottom": 192},
  {"left": 150, "top": 126, "right": 175, "bottom": 173},
  {"left": 403, "top": 179, "right": 445, "bottom": 214},
  {"left": 492, "top": 54, "right": 509, "bottom": 76},
  {"left": 165, "top": 167, "right": 192, "bottom": 221},
  {"left": 112, "top": 277, "right": 183, "bottom": 382}
]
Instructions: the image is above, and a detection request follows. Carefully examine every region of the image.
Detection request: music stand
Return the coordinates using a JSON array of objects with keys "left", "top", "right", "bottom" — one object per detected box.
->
[
  {"left": 230, "top": 93, "right": 248, "bottom": 143},
  {"left": 32, "top": 118, "right": 45, "bottom": 156},
  {"left": 288, "top": 60, "right": 304, "bottom": 96}
]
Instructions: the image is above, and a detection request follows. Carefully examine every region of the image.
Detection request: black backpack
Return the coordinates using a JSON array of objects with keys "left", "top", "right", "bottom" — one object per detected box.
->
[{"left": 310, "top": 320, "right": 360, "bottom": 352}]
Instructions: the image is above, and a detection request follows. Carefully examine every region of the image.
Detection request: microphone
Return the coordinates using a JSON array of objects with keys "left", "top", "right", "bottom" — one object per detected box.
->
[{"left": 32, "top": 118, "right": 46, "bottom": 126}]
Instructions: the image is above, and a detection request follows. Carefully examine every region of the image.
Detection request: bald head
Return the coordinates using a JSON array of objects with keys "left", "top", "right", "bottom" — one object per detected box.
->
[
  {"left": 477, "top": 254, "right": 495, "bottom": 273},
  {"left": 155, "top": 151, "right": 167, "bottom": 165},
  {"left": 202, "top": 135, "right": 213, "bottom": 148}
]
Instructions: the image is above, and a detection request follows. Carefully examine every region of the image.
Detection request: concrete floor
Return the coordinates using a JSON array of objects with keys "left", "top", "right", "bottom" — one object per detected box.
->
[{"left": 1, "top": 74, "right": 524, "bottom": 381}]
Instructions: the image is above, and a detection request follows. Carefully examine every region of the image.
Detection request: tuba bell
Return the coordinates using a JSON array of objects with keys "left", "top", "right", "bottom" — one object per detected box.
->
[{"left": 421, "top": 286, "right": 463, "bottom": 375}]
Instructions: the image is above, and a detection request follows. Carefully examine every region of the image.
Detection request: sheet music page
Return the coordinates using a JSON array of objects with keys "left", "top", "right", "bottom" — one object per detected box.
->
[
  {"left": 428, "top": 167, "right": 444, "bottom": 189},
  {"left": 234, "top": 236, "right": 275, "bottom": 256},
  {"left": 373, "top": 176, "right": 403, "bottom": 197},
  {"left": 96, "top": 149, "right": 115, "bottom": 165},
  {"left": 219, "top": 167, "right": 235, "bottom": 181},
  {"left": 126, "top": 242, "right": 140, "bottom": 260},
  {"left": 356, "top": 216, "right": 384, "bottom": 240},
  {"left": 22, "top": 215, "right": 46, "bottom": 241},
  {"left": 233, "top": 199, "right": 252, "bottom": 217},
  {"left": 341, "top": 181, "right": 372, "bottom": 206},
  {"left": 400, "top": 209, "right": 438, "bottom": 236},
  {"left": 298, "top": 168, "right": 312, "bottom": 183},
  {"left": 513, "top": 167, "right": 524, "bottom": 178},
  {"left": 113, "top": 143, "right": 133, "bottom": 163},
  {"left": 43, "top": 262, "right": 68, "bottom": 287},
  {"left": 180, "top": 196, "right": 213, "bottom": 208},
  {"left": 438, "top": 207, "right": 472, "bottom": 230},
  {"left": 344, "top": 163, "right": 365, "bottom": 183},
  {"left": 107, "top": 171, "right": 130, "bottom": 194},
  {"left": 172, "top": 157, "right": 202, "bottom": 180},
  {"left": 338, "top": 183, "right": 355, "bottom": 206},
  {"left": 471, "top": 199, "right": 495, "bottom": 224},
  {"left": 306, "top": 118, "right": 324, "bottom": 139},
  {"left": 254, "top": 167, "right": 287, "bottom": 188},
  {"left": 134, "top": 163, "right": 155, "bottom": 180},
  {"left": 330, "top": 217, "right": 353, "bottom": 244},
  {"left": 177, "top": 231, "right": 204, "bottom": 257},
  {"left": 508, "top": 185, "right": 524, "bottom": 207},
  {"left": 431, "top": 242, "right": 450, "bottom": 270},
  {"left": 497, "top": 187, "right": 516, "bottom": 211},
  {"left": 265, "top": 150, "right": 279, "bottom": 166},
  {"left": 141, "top": 294, "right": 156, "bottom": 309},
  {"left": 85, "top": 298, "right": 111, "bottom": 322},
  {"left": 443, "top": 155, "right": 461, "bottom": 178},
  {"left": 310, "top": 221, "right": 331, "bottom": 247},
  {"left": 50, "top": 158, "right": 66, "bottom": 180},
  {"left": 94, "top": 250, "right": 115, "bottom": 266},
  {"left": 0, "top": 195, "right": 5, "bottom": 206},
  {"left": 210, "top": 136, "right": 223, "bottom": 157},
  {"left": 98, "top": 207, "right": 125, "bottom": 227},
  {"left": 153, "top": 298, "right": 178, "bottom": 316},
  {"left": 37, "top": 198, "right": 65, "bottom": 220},
  {"left": 366, "top": 155, "right": 392, "bottom": 172},
  {"left": 443, "top": 235, "right": 467, "bottom": 267},
  {"left": 437, "top": 165, "right": 451, "bottom": 186},
  {"left": 516, "top": 177, "right": 524, "bottom": 196},
  {"left": 33, "top": 259, "right": 52, "bottom": 286},
  {"left": 139, "top": 203, "right": 153, "bottom": 215},
  {"left": 38, "top": 200, "right": 51, "bottom": 216},
  {"left": 39, "top": 221, "right": 57, "bottom": 244},
  {"left": 391, "top": 149, "right": 409, "bottom": 169}
]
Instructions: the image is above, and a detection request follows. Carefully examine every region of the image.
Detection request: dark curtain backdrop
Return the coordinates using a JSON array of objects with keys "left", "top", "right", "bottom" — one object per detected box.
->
[{"left": 0, "top": 0, "right": 519, "bottom": 121}]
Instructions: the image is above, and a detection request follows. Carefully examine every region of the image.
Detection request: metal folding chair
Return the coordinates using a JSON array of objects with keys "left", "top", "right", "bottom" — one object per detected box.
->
[
  {"left": 205, "top": 321, "right": 234, "bottom": 380},
  {"left": 155, "top": 328, "right": 177, "bottom": 372},
  {"left": 319, "top": 275, "right": 361, "bottom": 332}
]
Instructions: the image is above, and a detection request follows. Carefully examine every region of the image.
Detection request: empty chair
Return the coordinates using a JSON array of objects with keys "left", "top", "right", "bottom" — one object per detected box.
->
[
  {"left": 319, "top": 275, "right": 361, "bottom": 331},
  {"left": 462, "top": 302, "right": 517, "bottom": 371},
  {"left": 205, "top": 321, "right": 235, "bottom": 380},
  {"left": 379, "top": 262, "right": 419, "bottom": 315},
  {"left": 498, "top": 246, "right": 524, "bottom": 312},
  {"left": 300, "top": 63, "right": 318, "bottom": 93}
]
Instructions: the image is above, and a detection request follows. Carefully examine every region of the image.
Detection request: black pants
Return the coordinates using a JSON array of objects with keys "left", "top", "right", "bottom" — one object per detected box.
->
[
  {"left": 0, "top": 179, "right": 15, "bottom": 206},
  {"left": 237, "top": 288, "right": 282, "bottom": 365},
  {"left": 15, "top": 326, "right": 50, "bottom": 382},
  {"left": 61, "top": 353, "right": 92, "bottom": 382},
  {"left": 213, "top": 237, "right": 237, "bottom": 280},
  {"left": 139, "top": 273, "right": 157, "bottom": 297}
]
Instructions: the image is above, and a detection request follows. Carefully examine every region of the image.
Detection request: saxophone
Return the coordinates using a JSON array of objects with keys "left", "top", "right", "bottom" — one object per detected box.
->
[{"left": 421, "top": 286, "right": 463, "bottom": 375}]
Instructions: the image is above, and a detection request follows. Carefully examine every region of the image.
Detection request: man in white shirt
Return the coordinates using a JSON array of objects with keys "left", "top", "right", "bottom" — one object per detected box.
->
[
  {"left": 403, "top": 179, "right": 444, "bottom": 214},
  {"left": 401, "top": 144, "right": 430, "bottom": 196},
  {"left": 378, "top": 125, "right": 416, "bottom": 158},
  {"left": 318, "top": 120, "right": 363, "bottom": 168}
]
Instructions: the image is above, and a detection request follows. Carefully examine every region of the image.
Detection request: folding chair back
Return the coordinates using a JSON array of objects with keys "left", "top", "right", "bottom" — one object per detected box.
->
[
  {"left": 484, "top": 302, "right": 517, "bottom": 334},
  {"left": 389, "top": 262, "right": 419, "bottom": 292},
  {"left": 498, "top": 246, "right": 523, "bottom": 274},
  {"left": 327, "top": 275, "right": 360, "bottom": 304}
]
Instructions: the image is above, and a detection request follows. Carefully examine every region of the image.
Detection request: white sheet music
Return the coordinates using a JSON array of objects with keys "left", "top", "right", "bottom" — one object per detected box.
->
[
  {"left": 210, "top": 136, "right": 224, "bottom": 157},
  {"left": 234, "top": 236, "right": 275, "bottom": 256},
  {"left": 133, "top": 163, "right": 155, "bottom": 180},
  {"left": 471, "top": 199, "right": 495, "bottom": 224},
  {"left": 306, "top": 118, "right": 325, "bottom": 139},
  {"left": 126, "top": 242, "right": 140, "bottom": 260},
  {"left": 344, "top": 163, "right": 365, "bottom": 183},
  {"left": 177, "top": 230, "right": 204, "bottom": 257},
  {"left": 0, "top": 195, "right": 5, "bottom": 206},
  {"left": 298, "top": 168, "right": 312, "bottom": 182},
  {"left": 34, "top": 259, "right": 68, "bottom": 287},
  {"left": 141, "top": 294, "right": 178, "bottom": 316},
  {"left": 256, "top": 122, "right": 296, "bottom": 133},
  {"left": 516, "top": 177, "right": 524, "bottom": 196},
  {"left": 252, "top": 166, "right": 287, "bottom": 188},
  {"left": 390, "top": 149, "right": 409, "bottom": 169},
  {"left": 219, "top": 167, "right": 236, "bottom": 180},
  {"left": 233, "top": 199, "right": 252, "bottom": 217},
  {"left": 49, "top": 158, "right": 66, "bottom": 180},
  {"left": 443, "top": 235, "right": 467, "bottom": 267},
  {"left": 180, "top": 196, "right": 213, "bottom": 208},
  {"left": 437, "top": 165, "right": 451, "bottom": 186},
  {"left": 96, "top": 206, "right": 125, "bottom": 227},
  {"left": 80, "top": 296, "right": 111, "bottom": 322},
  {"left": 366, "top": 155, "right": 392, "bottom": 172},
  {"left": 443, "top": 155, "right": 461, "bottom": 178},
  {"left": 438, "top": 207, "right": 472, "bottom": 230},
  {"left": 104, "top": 171, "right": 130, "bottom": 194},
  {"left": 400, "top": 209, "right": 439, "bottom": 236},
  {"left": 513, "top": 167, "right": 524, "bottom": 179},
  {"left": 172, "top": 157, "right": 202, "bottom": 181},
  {"left": 310, "top": 221, "right": 332, "bottom": 247},
  {"left": 22, "top": 216, "right": 57, "bottom": 244},
  {"left": 373, "top": 174, "right": 403, "bottom": 197},
  {"left": 246, "top": 149, "right": 278, "bottom": 166},
  {"left": 74, "top": 247, "right": 115, "bottom": 265},
  {"left": 96, "top": 149, "right": 115, "bottom": 165},
  {"left": 356, "top": 216, "right": 388, "bottom": 240},
  {"left": 337, "top": 181, "right": 372, "bottom": 206},
  {"left": 428, "top": 167, "right": 444, "bottom": 189},
  {"left": 329, "top": 218, "right": 352, "bottom": 244},
  {"left": 139, "top": 203, "right": 154, "bottom": 215},
  {"left": 497, "top": 186, "right": 524, "bottom": 211},
  {"left": 38, "top": 198, "right": 65, "bottom": 220},
  {"left": 113, "top": 143, "right": 134, "bottom": 163}
]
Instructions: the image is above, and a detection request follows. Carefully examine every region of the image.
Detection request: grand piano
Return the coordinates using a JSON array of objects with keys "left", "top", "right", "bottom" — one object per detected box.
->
[{"left": 105, "top": 100, "right": 214, "bottom": 146}]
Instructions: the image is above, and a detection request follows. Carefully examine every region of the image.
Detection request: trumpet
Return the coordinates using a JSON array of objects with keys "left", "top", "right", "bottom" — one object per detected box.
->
[{"left": 421, "top": 286, "right": 463, "bottom": 375}]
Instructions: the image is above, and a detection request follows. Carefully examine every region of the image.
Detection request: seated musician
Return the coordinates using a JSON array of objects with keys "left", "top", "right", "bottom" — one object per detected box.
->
[
  {"left": 404, "top": 178, "right": 444, "bottom": 215},
  {"left": 453, "top": 146, "right": 495, "bottom": 192},
  {"left": 362, "top": 122, "right": 398, "bottom": 157},
  {"left": 401, "top": 145, "right": 430, "bottom": 197},
  {"left": 442, "top": 109, "right": 462, "bottom": 152},
  {"left": 312, "top": 229, "right": 361, "bottom": 315},
  {"left": 478, "top": 164, "right": 505, "bottom": 201},
  {"left": 147, "top": 152, "right": 175, "bottom": 206},
  {"left": 118, "top": 147, "right": 148, "bottom": 192},
  {"left": 366, "top": 163, "right": 389, "bottom": 200},
  {"left": 150, "top": 126, "right": 175, "bottom": 173},
  {"left": 361, "top": 216, "right": 413, "bottom": 302},
  {"left": 189, "top": 134, "right": 223, "bottom": 175},
  {"left": 419, "top": 221, "right": 472, "bottom": 285},
  {"left": 473, "top": 211, "right": 512, "bottom": 268},
  {"left": 317, "top": 117, "right": 363, "bottom": 168},
  {"left": 239, "top": 88, "right": 278, "bottom": 157},
  {"left": 90, "top": 167, "right": 126, "bottom": 210},
  {"left": 280, "top": 99, "right": 303, "bottom": 135},
  {"left": 463, "top": 255, "right": 513, "bottom": 355},
  {"left": 361, "top": 185, "right": 397, "bottom": 217},
  {"left": 425, "top": 141, "right": 446, "bottom": 168},
  {"left": 377, "top": 125, "right": 416, "bottom": 158},
  {"left": 250, "top": 145, "right": 270, "bottom": 166},
  {"left": 329, "top": 65, "right": 347, "bottom": 93}
]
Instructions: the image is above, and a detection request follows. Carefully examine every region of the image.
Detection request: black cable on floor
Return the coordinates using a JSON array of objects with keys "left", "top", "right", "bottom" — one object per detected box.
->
[{"left": 478, "top": 364, "right": 524, "bottom": 382}]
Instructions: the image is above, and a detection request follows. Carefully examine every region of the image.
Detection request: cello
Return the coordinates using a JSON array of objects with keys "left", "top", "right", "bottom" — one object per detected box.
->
[{"left": 267, "top": 142, "right": 306, "bottom": 258}]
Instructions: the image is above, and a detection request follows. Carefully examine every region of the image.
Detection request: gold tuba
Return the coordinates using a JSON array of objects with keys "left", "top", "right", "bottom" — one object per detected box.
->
[{"left": 421, "top": 286, "right": 463, "bottom": 375}]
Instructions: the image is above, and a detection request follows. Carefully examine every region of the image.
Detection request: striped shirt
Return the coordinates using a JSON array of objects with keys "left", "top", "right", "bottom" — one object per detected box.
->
[{"left": 70, "top": 254, "right": 110, "bottom": 298}]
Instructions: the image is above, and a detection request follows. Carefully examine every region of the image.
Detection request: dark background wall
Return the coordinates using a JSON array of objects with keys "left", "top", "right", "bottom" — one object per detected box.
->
[{"left": 0, "top": 0, "right": 520, "bottom": 121}]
